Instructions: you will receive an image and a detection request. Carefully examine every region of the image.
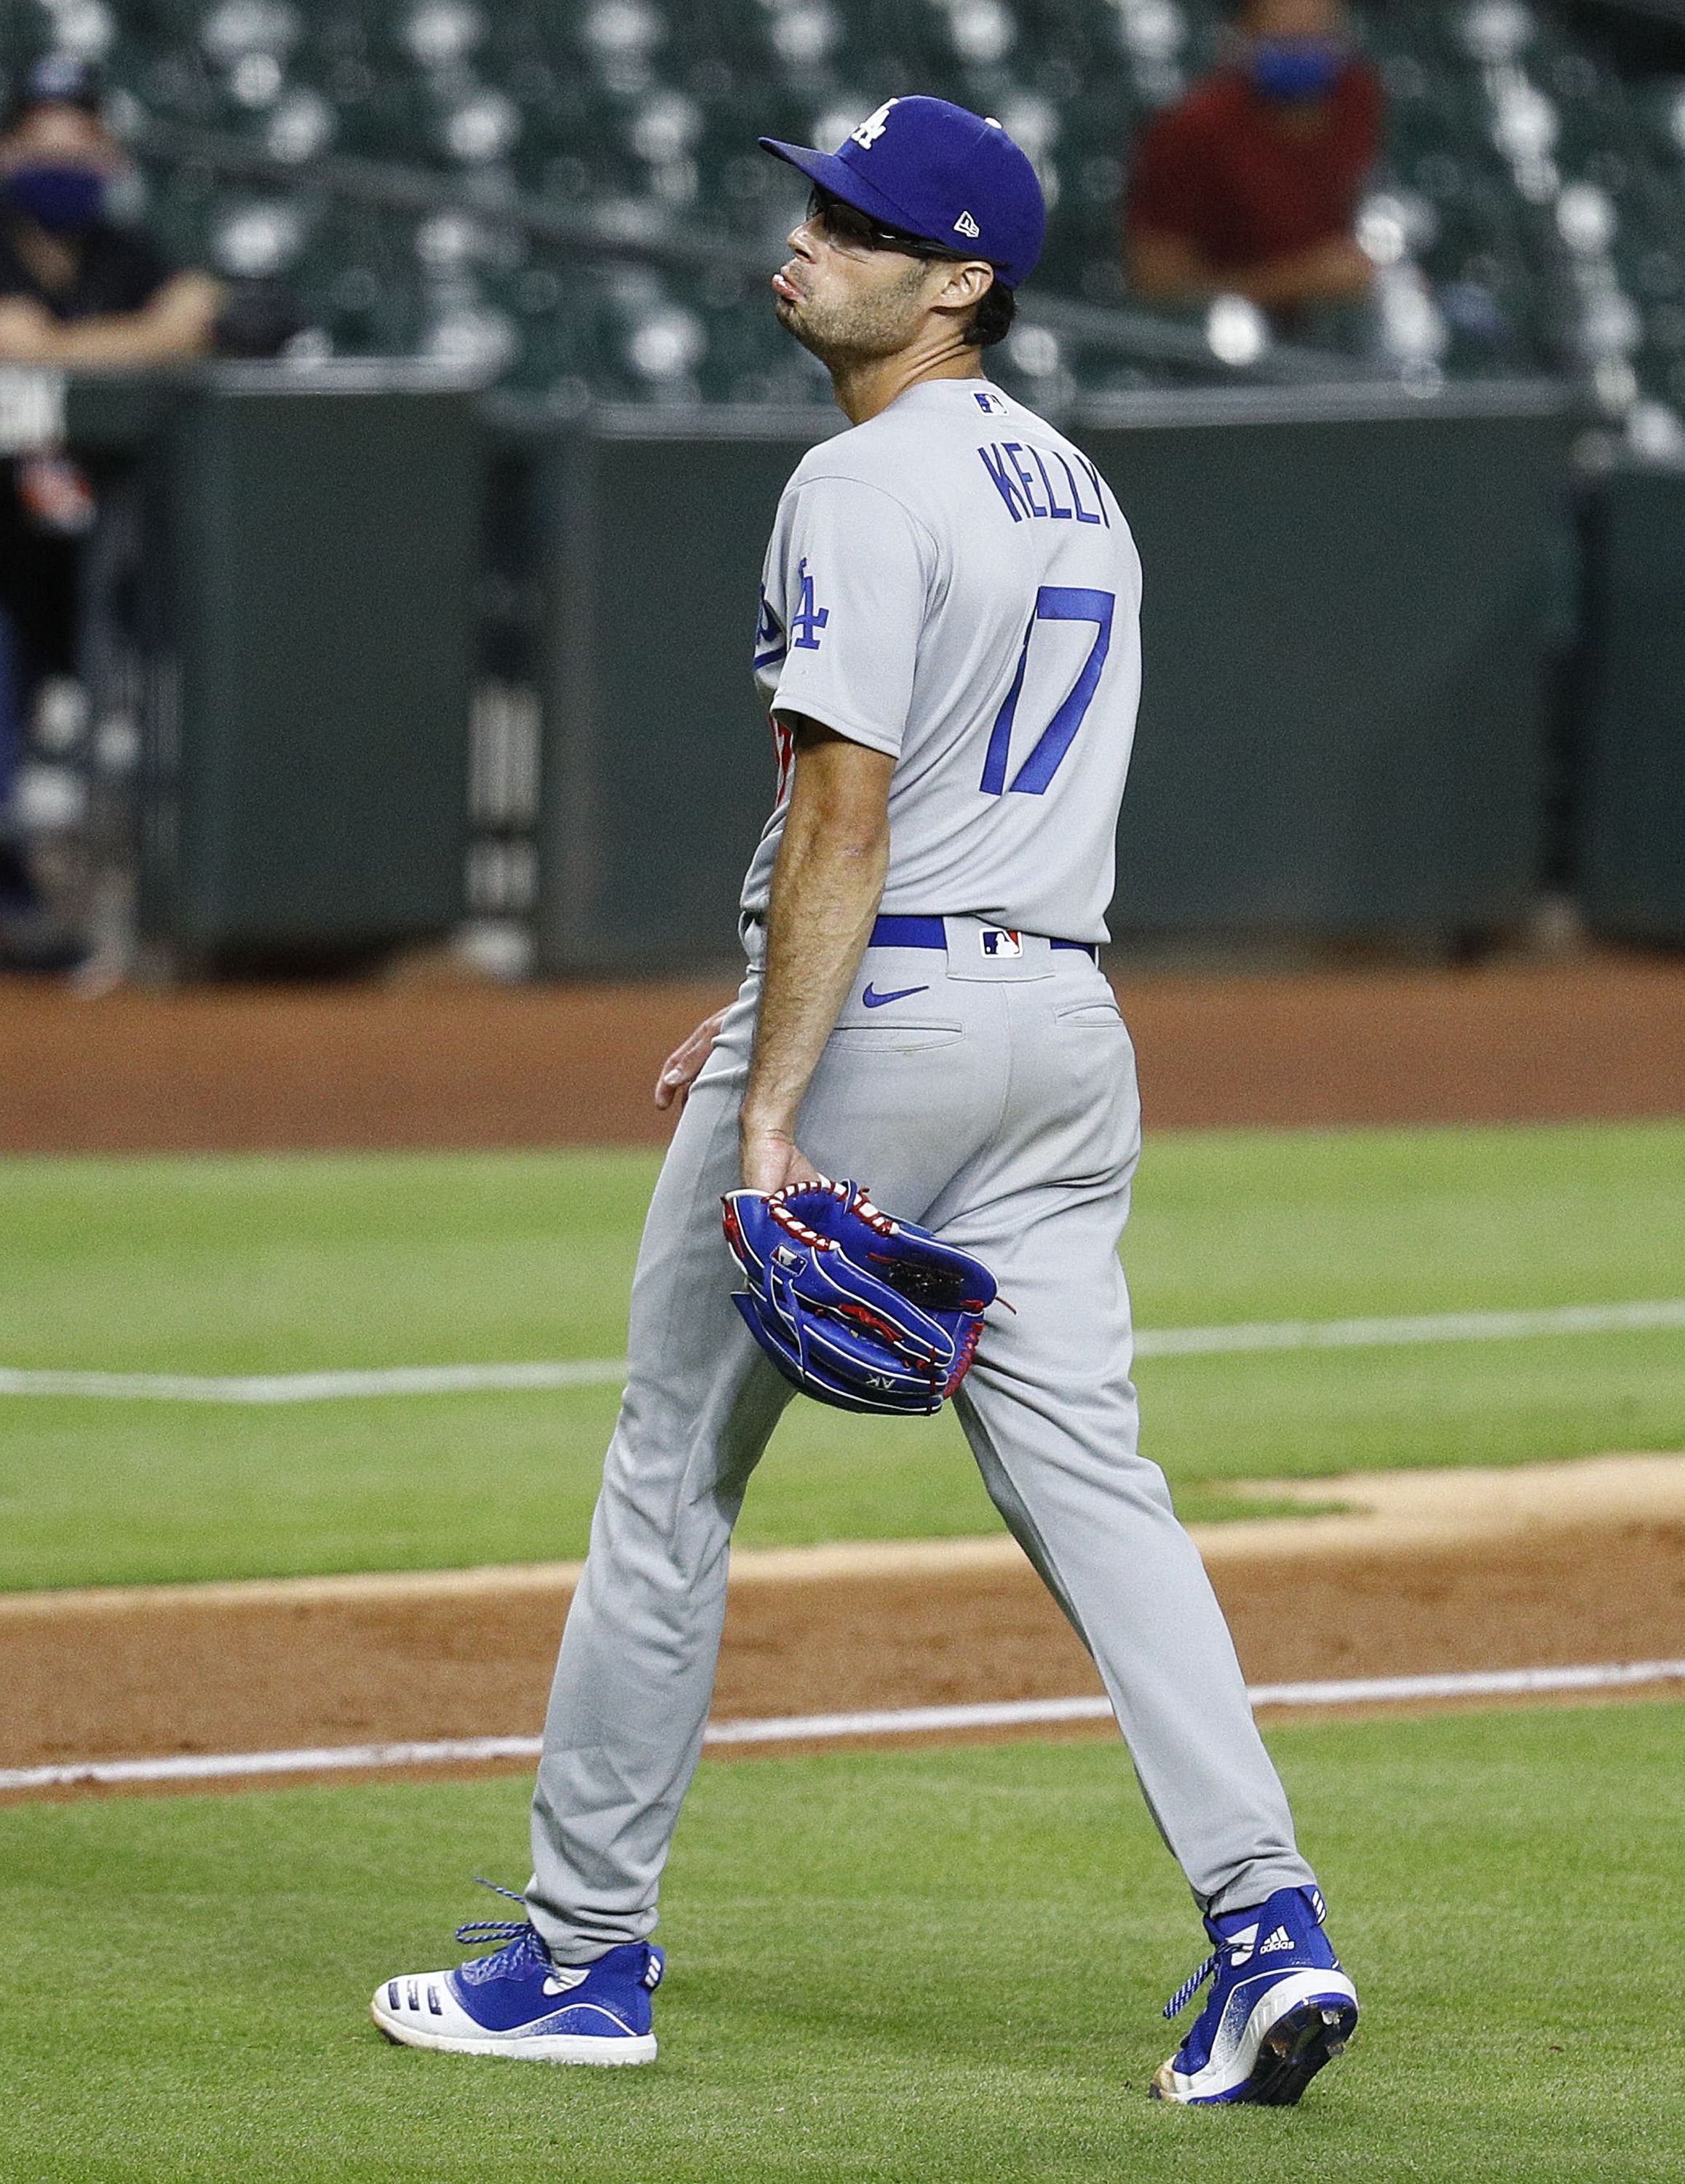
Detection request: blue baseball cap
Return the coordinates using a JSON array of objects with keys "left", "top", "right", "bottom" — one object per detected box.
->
[{"left": 759, "top": 95, "right": 1044, "bottom": 290}]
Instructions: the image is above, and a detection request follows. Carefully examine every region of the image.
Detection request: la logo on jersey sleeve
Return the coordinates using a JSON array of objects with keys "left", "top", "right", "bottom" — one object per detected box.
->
[{"left": 790, "top": 556, "right": 830, "bottom": 651}]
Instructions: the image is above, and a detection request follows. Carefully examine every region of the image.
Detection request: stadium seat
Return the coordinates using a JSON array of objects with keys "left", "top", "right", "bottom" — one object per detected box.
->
[{"left": 0, "top": 0, "right": 1670, "bottom": 426}]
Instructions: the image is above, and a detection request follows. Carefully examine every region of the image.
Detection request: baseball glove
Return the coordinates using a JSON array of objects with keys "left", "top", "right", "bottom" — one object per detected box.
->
[{"left": 721, "top": 1176, "right": 996, "bottom": 1416}]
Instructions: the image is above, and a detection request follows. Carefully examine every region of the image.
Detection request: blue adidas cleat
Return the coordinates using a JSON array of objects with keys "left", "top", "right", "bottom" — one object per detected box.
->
[
  {"left": 1151, "top": 1885, "right": 1358, "bottom": 2106},
  {"left": 371, "top": 1883, "right": 662, "bottom": 2065}
]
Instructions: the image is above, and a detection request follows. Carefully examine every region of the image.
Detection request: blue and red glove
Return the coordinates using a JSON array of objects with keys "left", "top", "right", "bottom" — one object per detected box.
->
[{"left": 721, "top": 1176, "right": 996, "bottom": 1416}]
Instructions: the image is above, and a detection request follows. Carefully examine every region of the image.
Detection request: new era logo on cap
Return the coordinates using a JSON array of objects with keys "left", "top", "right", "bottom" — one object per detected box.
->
[{"left": 953, "top": 209, "right": 980, "bottom": 237}]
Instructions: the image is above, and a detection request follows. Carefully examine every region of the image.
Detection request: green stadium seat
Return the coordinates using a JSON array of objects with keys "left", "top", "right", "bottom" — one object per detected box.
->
[{"left": 0, "top": 0, "right": 1654, "bottom": 422}]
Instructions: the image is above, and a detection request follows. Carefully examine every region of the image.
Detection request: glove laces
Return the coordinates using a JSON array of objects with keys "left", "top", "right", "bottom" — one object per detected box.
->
[{"left": 1162, "top": 1950, "right": 1219, "bottom": 2020}]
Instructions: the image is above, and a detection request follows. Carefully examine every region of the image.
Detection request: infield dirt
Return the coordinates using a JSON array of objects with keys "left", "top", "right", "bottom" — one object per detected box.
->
[
  {"left": 6, "top": 947, "right": 1685, "bottom": 1153},
  {"left": 7, "top": 953, "right": 1684, "bottom": 1791},
  {"left": 7, "top": 1455, "right": 1684, "bottom": 1789}
]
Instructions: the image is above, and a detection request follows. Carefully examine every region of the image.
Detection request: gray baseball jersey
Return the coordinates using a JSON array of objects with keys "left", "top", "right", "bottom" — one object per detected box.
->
[
  {"left": 524, "top": 376, "right": 1317, "bottom": 1977},
  {"left": 742, "top": 379, "right": 1143, "bottom": 944}
]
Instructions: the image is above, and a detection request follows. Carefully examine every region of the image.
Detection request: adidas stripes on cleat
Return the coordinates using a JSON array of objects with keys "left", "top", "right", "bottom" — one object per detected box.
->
[{"left": 371, "top": 1883, "right": 662, "bottom": 2065}]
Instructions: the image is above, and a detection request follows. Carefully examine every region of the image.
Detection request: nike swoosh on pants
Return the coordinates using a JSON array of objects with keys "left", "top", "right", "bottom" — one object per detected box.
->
[{"left": 861, "top": 984, "right": 929, "bottom": 1008}]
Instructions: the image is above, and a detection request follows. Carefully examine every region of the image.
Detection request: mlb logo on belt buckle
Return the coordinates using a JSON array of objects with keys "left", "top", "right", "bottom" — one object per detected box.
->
[{"left": 980, "top": 927, "right": 1023, "bottom": 958}]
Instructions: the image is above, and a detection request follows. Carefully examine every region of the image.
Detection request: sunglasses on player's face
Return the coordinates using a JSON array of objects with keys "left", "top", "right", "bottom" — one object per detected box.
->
[{"left": 804, "top": 186, "right": 972, "bottom": 264}]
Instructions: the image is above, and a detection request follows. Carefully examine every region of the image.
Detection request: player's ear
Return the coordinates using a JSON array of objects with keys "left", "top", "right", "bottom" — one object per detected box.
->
[{"left": 931, "top": 258, "right": 996, "bottom": 321}]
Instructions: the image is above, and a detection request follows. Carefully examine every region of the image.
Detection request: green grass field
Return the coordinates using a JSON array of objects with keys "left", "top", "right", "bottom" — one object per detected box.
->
[
  {"left": 5, "top": 1704, "right": 1682, "bottom": 2181},
  {"left": 2, "top": 1120, "right": 1682, "bottom": 1589}
]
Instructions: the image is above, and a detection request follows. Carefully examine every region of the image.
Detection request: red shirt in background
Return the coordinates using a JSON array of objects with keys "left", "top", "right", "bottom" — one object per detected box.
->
[{"left": 1125, "top": 61, "right": 1383, "bottom": 272}]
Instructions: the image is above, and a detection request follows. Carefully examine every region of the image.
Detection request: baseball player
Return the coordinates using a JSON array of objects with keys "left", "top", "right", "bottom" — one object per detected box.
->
[{"left": 375, "top": 97, "right": 1359, "bottom": 2106}]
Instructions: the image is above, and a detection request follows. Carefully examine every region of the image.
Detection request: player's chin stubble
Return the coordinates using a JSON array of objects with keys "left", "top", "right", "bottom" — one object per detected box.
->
[{"left": 776, "top": 267, "right": 926, "bottom": 368}]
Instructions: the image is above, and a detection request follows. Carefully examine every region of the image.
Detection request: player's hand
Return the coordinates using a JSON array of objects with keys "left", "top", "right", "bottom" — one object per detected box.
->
[
  {"left": 654, "top": 1008, "right": 729, "bottom": 1111},
  {"left": 739, "top": 1122, "right": 823, "bottom": 1196}
]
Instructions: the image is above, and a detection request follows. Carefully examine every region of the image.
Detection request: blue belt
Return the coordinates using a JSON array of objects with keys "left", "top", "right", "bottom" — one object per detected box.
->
[{"left": 870, "top": 914, "right": 1098, "bottom": 963}]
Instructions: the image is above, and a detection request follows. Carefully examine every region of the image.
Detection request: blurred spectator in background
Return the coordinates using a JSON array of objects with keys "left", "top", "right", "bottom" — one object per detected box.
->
[
  {"left": 1124, "top": 0, "right": 1381, "bottom": 328},
  {"left": 0, "top": 55, "right": 220, "bottom": 957},
  {"left": 0, "top": 57, "right": 220, "bottom": 366}
]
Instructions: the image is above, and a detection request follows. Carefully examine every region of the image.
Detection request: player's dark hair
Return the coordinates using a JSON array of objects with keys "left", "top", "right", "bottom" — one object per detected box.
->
[{"left": 967, "top": 277, "right": 1016, "bottom": 348}]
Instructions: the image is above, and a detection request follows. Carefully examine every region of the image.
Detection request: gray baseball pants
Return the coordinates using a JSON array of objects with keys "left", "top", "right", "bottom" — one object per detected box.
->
[{"left": 527, "top": 919, "right": 1315, "bottom": 1960}]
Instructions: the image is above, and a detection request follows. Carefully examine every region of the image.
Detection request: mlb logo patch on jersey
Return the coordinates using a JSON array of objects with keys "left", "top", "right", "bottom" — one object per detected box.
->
[
  {"left": 973, "top": 389, "right": 1005, "bottom": 414},
  {"left": 980, "top": 927, "right": 1022, "bottom": 957}
]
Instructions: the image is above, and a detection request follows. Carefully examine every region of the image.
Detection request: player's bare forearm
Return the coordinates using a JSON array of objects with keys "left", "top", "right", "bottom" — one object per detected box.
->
[{"left": 740, "top": 719, "right": 893, "bottom": 1192}]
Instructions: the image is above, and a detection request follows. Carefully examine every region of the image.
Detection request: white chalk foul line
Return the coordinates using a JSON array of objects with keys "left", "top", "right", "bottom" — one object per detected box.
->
[
  {"left": 0, "top": 1360, "right": 628, "bottom": 1404},
  {"left": 2, "top": 1298, "right": 1683, "bottom": 1404},
  {"left": 1135, "top": 1297, "right": 1685, "bottom": 1359},
  {"left": 6, "top": 1659, "right": 1684, "bottom": 1793}
]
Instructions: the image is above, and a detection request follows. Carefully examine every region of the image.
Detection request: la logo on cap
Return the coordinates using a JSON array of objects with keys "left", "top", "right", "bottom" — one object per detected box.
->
[{"left": 850, "top": 99, "right": 897, "bottom": 149}]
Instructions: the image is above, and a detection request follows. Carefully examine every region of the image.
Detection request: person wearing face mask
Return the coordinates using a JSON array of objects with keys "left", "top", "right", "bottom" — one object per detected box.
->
[
  {"left": 0, "top": 56, "right": 221, "bottom": 366},
  {"left": 0, "top": 55, "right": 220, "bottom": 959},
  {"left": 1122, "top": 0, "right": 1381, "bottom": 325}
]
